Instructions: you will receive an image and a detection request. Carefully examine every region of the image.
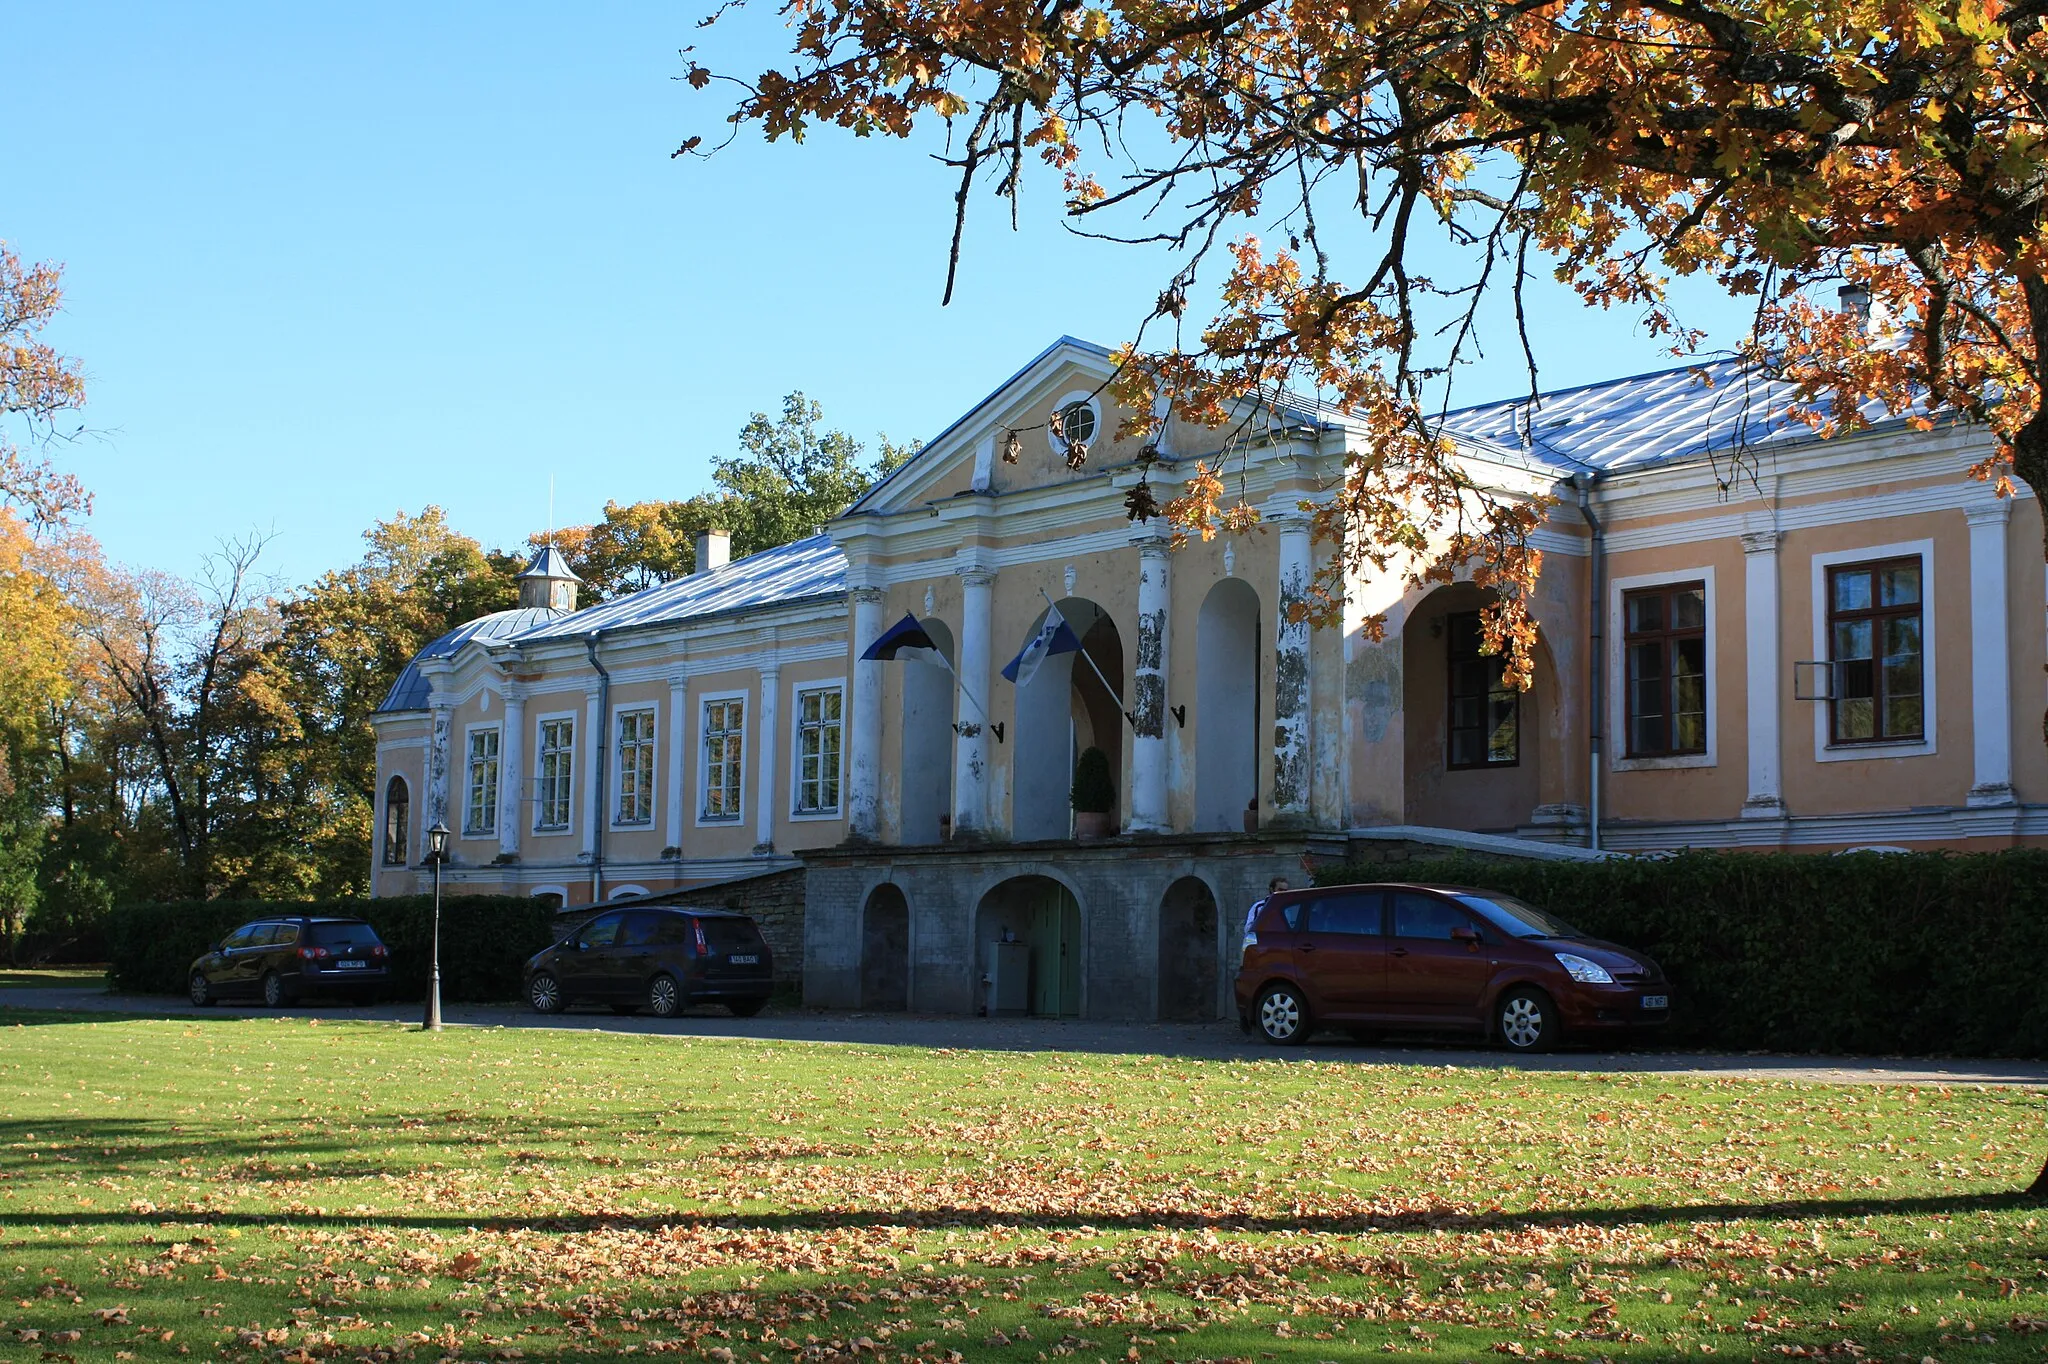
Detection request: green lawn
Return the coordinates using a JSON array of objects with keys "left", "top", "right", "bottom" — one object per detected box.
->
[
  {"left": 1, "top": 1013, "right": 2045, "bottom": 1363},
  {"left": 0, "top": 968, "right": 105, "bottom": 990}
]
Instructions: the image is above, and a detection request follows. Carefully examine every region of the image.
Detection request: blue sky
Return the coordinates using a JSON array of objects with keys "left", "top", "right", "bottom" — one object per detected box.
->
[{"left": 12, "top": 4, "right": 1757, "bottom": 587}]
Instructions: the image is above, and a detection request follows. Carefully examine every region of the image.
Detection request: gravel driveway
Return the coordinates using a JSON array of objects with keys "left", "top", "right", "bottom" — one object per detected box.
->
[{"left": 6, "top": 983, "right": 2045, "bottom": 1088}]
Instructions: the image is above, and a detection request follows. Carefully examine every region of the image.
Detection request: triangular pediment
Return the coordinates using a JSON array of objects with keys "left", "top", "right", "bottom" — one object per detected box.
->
[{"left": 849, "top": 337, "right": 1141, "bottom": 515}]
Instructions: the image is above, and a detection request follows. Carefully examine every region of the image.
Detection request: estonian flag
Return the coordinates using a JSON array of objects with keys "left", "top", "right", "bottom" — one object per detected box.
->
[
  {"left": 1001, "top": 604, "right": 1083, "bottom": 685},
  {"left": 861, "top": 613, "right": 949, "bottom": 668}
]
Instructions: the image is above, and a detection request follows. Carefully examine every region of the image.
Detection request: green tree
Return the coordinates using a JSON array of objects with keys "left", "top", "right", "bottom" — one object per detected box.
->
[{"left": 539, "top": 394, "right": 919, "bottom": 599}]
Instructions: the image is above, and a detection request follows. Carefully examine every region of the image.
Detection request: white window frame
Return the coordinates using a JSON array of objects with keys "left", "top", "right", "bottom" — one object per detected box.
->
[
  {"left": 1811, "top": 537, "right": 1938, "bottom": 762},
  {"left": 1046, "top": 389, "right": 1103, "bottom": 455},
  {"left": 790, "top": 678, "right": 847, "bottom": 819},
  {"left": 533, "top": 709, "right": 578, "bottom": 835},
  {"left": 1608, "top": 565, "right": 1717, "bottom": 772},
  {"left": 461, "top": 723, "right": 501, "bottom": 838},
  {"left": 612, "top": 706, "right": 658, "bottom": 828},
  {"left": 696, "top": 689, "right": 748, "bottom": 825}
]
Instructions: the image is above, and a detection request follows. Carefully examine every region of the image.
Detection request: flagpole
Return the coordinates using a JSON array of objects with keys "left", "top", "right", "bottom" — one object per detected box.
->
[{"left": 1039, "top": 588, "right": 1134, "bottom": 728}]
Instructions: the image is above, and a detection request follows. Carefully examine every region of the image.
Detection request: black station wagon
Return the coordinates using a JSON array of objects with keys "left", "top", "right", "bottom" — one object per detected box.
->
[
  {"left": 523, "top": 906, "right": 773, "bottom": 1017},
  {"left": 189, "top": 917, "right": 392, "bottom": 1007}
]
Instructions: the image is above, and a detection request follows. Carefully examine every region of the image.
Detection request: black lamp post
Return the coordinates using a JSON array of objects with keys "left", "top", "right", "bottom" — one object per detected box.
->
[{"left": 424, "top": 821, "right": 450, "bottom": 1032}]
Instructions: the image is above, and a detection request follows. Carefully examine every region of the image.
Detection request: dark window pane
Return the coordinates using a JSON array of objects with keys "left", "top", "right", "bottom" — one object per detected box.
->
[
  {"left": 1879, "top": 564, "right": 1921, "bottom": 607},
  {"left": 1307, "top": 893, "right": 1382, "bottom": 936},
  {"left": 701, "top": 917, "right": 764, "bottom": 950},
  {"left": 222, "top": 925, "right": 260, "bottom": 950},
  {"left": 308, "top": 922, "right": 380, "bottom": 948},
  {"left": 1625, "top": 593, "right": 1662, "bottom": 634},
  {"left": 619, "top": 912, "right": 665, "bottom": 947},
  {"left": 1836, "top": 696, "right": 1875, "bottom": 741},
  {"left": 1670, "top": 587, "right": 1705, "bottom": 631},
  {"left": 1832, "top": 569, "right": 1873, "bottom": 613},
  {"left": 1834, "top": 619, "right": 1873, "bottom": 663},
  {"left": 1449, "top": 730, "right": 1484, "bottom": 767},
  {"left": 1487, "top": 696, "right": 1519, "bottom": 763},
  {"left": 580, "top": 913, "right": 623, "bottom": 948},
  {"left": 1392, "top": 894, "right": 1469, "bottom": 940},
  {"left": 1448, "top": 613, "right": 1483, "bottom": 655}
]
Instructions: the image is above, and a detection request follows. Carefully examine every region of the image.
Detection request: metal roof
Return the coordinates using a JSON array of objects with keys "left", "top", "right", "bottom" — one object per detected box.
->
[
  {"left": 375, "top": 607, "right": 568, "bottom": 713},
  {"left": 511, "top": 533, "right": 847, "bottom": 642},
  {"left": 518, "top": 545, "right": 581, "bottom": 581},
  {"left": 1436, "top": 355, "right": 1902, "bottom": 474}
]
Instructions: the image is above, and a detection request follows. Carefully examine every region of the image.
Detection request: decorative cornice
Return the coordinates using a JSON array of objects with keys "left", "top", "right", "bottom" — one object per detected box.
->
[
  {"left": 1739, "top": 530, "right": 1782, "bottom": 556},
  {"left": 958, "top": 567, "right": 998, "bottom": 588},
  {"left": 849, "top": 587, "right": 887, "bottom": 606},
  {"left": 1965, "top": 498, "right": 2013, "bottom": 527}
]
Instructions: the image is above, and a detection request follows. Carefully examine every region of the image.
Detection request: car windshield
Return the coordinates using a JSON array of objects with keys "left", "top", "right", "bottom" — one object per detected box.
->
[
  {"left": 1453, "top": 893, "right": 1584, "bottom": 940},
  {"left": 308, "top": 922, "right": 380, "bottom": 947}
]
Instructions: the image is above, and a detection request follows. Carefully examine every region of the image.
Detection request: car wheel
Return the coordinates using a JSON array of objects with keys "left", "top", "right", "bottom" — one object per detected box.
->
[
  {"left": 728, "top": 998, "right": 766, "bottom": 1018},
  {"left": 190, "top": 972, "right": 214, "bottom": 1007},
  {"left": 261, "top": 972, "right": 290, "bottom": 1008},
  {"left": 1496, "top": 986, "right": 1558, "bottom": 1053},
  {"left": 647, "top": 974, "right": 683, "bottom": 1018},
  {"left": 527, "top": 972, "right": 565, "bottom": 1014},
  {"left": 1255, "top": 984, "right": 1311, "bottom": 1046}
]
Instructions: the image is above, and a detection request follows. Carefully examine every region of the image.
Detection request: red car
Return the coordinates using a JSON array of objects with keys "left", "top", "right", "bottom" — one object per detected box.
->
[{"left": 1234, "top": 882, "right": 1670, "bottom": 1051}]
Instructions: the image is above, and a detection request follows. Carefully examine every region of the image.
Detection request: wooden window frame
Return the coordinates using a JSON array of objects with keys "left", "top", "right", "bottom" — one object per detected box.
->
[
  {"left": 1622, "top": 581, "right": 1709, "bottom": 759},
  {"left": 1826, "top": 554, "right": 1925, "bottom": 745},
  {"left": 1445, "top": 611, "right": 1519, "bottom": 770}
]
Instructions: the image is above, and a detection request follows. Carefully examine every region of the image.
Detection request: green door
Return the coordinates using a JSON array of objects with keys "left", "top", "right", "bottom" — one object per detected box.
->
[{"left": 1027, "top": 885, "right": 1082, "bottom": 1018}]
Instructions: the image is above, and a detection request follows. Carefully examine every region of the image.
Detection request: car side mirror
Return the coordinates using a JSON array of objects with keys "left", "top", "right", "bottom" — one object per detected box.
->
[
  {"left": 572, "top": 940, "right": 588, "bottom": 952},
  {"left": 1451, "top": 925, "right": 1481, "bottom": 945}
]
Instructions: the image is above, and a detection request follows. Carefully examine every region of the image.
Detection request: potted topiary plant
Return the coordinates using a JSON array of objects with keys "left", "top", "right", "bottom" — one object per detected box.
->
[{"left": 1070, "top": 746, "right": 1117, "bottom": 841}]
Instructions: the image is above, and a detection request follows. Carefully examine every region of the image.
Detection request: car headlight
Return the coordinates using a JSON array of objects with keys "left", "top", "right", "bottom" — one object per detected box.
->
[{"left": 1554, "top": 952, "right": 1614, "bottom": 984}]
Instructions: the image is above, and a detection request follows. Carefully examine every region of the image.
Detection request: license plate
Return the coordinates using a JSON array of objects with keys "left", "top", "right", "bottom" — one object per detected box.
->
[
  {"left": 729, "top": 954, "right": 758, "bottom": 965},
  {"left": 1640, "top": 994, "right": 1668, "bottom": 1010},
  {"left": 335, "top": 960, "right": 368, "bottom": 970}
]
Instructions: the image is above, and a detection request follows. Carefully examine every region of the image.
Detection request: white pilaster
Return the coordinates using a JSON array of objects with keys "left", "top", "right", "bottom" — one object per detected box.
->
[
  {"left": 498, "top": 687, "right": 526, "bottom": 859},
  {"left": 1967, "top": 499, "right": 2016, "bottom": 807},
  {"left": 953, "top": 568, "right": 996, "bottom": 837},
  {"left": 847, "top": 588, "right": 887, "bottom": 841},
  {"left": 754, "top": 663, "right": 781, "bottom": 851},
  {"left": 1271, "top": 514, "right": 1313, "bottom": 822},
  {"left": 581, "top": 684, "right": 603, "bottom": 859},
  {"left": 426, "top": 697, "right": 454, "bottom": 837},
  {"left": 665, "top": 673, "right": 688, "bottom": 854},
  {"left": 1740, "top": 530, "right": 1787, "bottom": 818},
  {"left": 1129, "top": 536, "right": 1173, "bottom": 832}
]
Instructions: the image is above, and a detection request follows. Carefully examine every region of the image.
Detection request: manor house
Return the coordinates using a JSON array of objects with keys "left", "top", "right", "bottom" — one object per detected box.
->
[{"left": 369, "top": 335, "right": 2047, "bottom": 1019}]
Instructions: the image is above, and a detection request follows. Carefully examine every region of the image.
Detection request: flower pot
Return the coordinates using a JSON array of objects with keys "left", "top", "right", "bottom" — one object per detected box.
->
[{"left": 1073, "top": 810, "right": 1116, "bottom": 842}]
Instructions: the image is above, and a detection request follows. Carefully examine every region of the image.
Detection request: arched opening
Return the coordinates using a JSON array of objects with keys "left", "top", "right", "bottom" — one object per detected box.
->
[
  {"left": 533, "top": 885, "right": 568, "bottom": 913},
  {"left": 1402, "top": 585, "right": 1544, "bottom": 831},
  {"left": 382, "top": 776, "right": 410, "bottom": 865},
  {"left": 860, "top": 883, "right": 911, "bottom": 1010},
  {"left": 1156, "top": 875, "right": 1220, "bottom": 1021},
  {"left": 1012, "top": 598, "right": 1125, "bottom": 841},
  {"left": 608, "top": 885, "right": 650, "bottom": 900},
  {"left": 898, "top": 618, "right": 956, "bottom": 845},
  {"left": 1195, "top": 579, "right": 1261, "bottom": 831},
  {"left": 974, "top": 875, "right": 1082, "bottom": 1017}
]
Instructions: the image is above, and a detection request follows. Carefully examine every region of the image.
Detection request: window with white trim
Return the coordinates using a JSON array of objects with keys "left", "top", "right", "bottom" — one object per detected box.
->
[
  {"left": 701, "top": 698, "right": 744, "bottom": 820},
  {"left": 615, "top": 708, "right": 656, "bottom": 825},
  {"left": 794, "top": 686, "right": 844, "bottom": 814},
  {"left": 464, "top": 727, "right": 500, "bottom": 835},
  {"left": 536, "top": 717, "right": 575, "bottom": 831},
  {"left": 1622, "top": 582, "right": 1708, "bottom": 758},
  {"left": 1828, "top": 556, "right": 1924, "bottom": 744}
]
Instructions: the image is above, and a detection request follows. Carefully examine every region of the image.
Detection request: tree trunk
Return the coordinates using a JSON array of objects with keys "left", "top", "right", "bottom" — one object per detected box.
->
[{"left": 2006, "top": 405, "right": 2048, "bottom": 1200}]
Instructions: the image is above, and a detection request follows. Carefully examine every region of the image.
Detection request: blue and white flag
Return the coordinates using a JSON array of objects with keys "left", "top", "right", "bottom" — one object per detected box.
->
[
  {"left": 1001, "top": 604, "right": 1084, "bottom": 685},
  {"left": 861, "top": 613, "right": 950, "bottom": 669}
]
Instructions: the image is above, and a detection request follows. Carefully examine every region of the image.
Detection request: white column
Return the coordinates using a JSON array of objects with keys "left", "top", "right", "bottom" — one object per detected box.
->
[
  {"left": 755, "top": 663, "right": 781, "bottom": 852},
  {"left": 1967, "top": 499, "right": 2016, "bottom": 807},
  {"left": 1129, "top": 536, "right": 1173, "bottom": 832},
  {"left": 847, "top": 588, "right": 887, "bottom": 841},
  {"left": 426, "top": 697, "right": 454, "bottom": 835},
  {"left": 953, "top": 569, "right": 996, "bottom": 837},
  {"left": 1271, "top": 514, "right": 1312, "bottom": 823},
  {"left": 664, "top": 673, "right": 688, "bottom": 855},
  {"left": 1740, "top": 531, "right": 1787, "bottom": 818},
  {"left": 498, "top": 687, "right": 526, "bottom": 858},
  {"left": 581, "top": 684, "right": 603, "bottom": 859}
]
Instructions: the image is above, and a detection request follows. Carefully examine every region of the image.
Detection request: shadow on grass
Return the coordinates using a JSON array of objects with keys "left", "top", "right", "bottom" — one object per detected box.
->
[{"left": 0, "top": 1189, "right": 2034, "bottom": 1237}]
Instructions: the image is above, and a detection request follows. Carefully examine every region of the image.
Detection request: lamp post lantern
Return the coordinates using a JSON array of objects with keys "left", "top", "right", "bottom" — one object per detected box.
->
[{"left": 424, "top": 821, "right": 450, "bottom": 1032}]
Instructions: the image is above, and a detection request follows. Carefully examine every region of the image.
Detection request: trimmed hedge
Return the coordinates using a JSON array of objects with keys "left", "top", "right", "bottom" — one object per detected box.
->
[
  {"left": 1314, "top": 849, "right": 2048, "bottom": 1057},
  {"left": 106, "top": 895, "right": 557, "bottom": 1002}
]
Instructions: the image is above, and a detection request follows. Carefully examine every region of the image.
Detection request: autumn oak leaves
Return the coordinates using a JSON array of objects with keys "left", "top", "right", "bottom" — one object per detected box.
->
[{"left": 685, "top": 0, "right": 2048, "bottom": 687}]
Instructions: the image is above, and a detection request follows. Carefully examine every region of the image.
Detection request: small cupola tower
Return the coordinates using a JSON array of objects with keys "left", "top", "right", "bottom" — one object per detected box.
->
[{"left": 518, "top": 545, "right": 581, "bottom": 613}]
